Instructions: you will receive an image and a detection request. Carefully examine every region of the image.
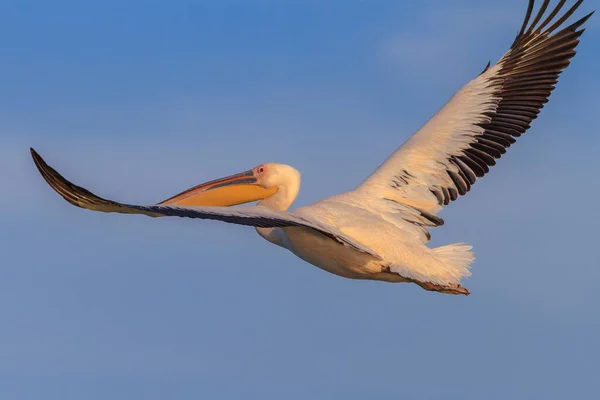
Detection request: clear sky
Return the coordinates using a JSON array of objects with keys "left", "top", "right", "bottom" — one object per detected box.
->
[{"left": 1, "top": 0, "right": 599, "bottom": 398}]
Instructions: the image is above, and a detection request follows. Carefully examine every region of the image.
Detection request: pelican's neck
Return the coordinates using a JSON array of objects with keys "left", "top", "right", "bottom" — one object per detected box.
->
[
  {"left": 255, "top": 186, "right": 298, "bottom": 247},
  {"left": 255, "top": 166, "right": 300, "bottom": 247},
  {"left": 257, "top": 180, "right": 300, "bottom": 212}
]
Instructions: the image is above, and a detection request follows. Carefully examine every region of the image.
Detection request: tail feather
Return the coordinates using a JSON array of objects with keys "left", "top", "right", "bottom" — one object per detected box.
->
[{"left": 432, "top": 243, "right": 475, "bottom": 284}]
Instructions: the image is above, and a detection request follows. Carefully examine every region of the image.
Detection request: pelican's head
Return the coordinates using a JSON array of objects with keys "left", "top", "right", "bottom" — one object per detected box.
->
[{"left": 159, "top": 162, "right": 300, "bottom": 210}]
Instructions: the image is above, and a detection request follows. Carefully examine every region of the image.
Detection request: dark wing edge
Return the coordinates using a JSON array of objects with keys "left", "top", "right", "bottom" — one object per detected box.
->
[
  {"left": 430, "top": 0, "right": 594, "bottom": 206},
  {"left": 30, "top": 148, "right": 381, "bottom": 258},
  {"left": 31, "top": 147, "right": 161, "bottom": 216}
]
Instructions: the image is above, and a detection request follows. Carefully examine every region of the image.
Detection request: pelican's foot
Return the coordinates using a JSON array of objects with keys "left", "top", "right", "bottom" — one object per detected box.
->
[{"left": 419, "top": 281, "right": 470, "bottom": 296}]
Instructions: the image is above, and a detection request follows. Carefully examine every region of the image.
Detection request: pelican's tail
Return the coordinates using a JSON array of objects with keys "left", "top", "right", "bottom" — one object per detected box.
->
[{"left": 432, "top": 243, "right": 474, "bottom": 283}]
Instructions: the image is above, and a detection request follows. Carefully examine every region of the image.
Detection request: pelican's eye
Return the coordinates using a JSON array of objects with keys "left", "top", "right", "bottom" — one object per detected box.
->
[{"left": 257, "top": 166, "right": 265, "bottom": 174}]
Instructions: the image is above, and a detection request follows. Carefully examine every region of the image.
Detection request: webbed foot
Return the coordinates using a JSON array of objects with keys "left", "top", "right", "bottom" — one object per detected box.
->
[{"left": 418, "top": 281, "right": 470, "bottom": 296}]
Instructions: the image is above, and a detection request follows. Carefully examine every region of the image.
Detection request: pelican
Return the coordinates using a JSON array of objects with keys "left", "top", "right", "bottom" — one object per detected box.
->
[{"left": 32, "top": 0, "right": 593, "bottom": 295}]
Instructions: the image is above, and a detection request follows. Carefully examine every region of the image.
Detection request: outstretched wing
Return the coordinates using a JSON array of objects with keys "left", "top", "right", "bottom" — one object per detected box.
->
[
  {"left": 31, "top": 148, "right": 381, "bottom": 259},
  {"left": 356, "top": 0, "right": 593, "bottom": 214}
]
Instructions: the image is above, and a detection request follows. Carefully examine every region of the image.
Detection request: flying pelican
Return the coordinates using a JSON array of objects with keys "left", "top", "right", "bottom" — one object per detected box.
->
[{"left": 31, "top": 0, "right": 593, "bottom": 295}]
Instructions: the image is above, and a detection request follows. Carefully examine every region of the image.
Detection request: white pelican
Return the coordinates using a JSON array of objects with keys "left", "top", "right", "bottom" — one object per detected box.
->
[{"left": 31, "top": 0, "right": 593, "bottom": 295}]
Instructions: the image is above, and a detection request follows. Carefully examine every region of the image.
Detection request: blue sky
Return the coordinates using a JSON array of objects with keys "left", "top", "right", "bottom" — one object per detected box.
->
[{"left": 1, "top": 0, "right": 599, "bottom": 398}]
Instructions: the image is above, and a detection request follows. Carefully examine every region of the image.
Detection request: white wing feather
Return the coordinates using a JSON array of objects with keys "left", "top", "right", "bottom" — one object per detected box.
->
[{"left": 354, "top": 0, "right": 591, "bottom": 216}]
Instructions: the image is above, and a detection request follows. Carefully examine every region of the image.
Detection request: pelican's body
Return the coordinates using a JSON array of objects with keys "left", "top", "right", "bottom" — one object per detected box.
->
[
  {"left": 261, "top": 199, "right": 396, "bottom": 281},
  {"left": 261, "top": 223, "right": 383, "bottom": 281},
  {"left": 31, "top": 1, "right": 594, "bottom": 295},
  {"left": 281, "top": 197, "right": 452, "bottom": 281}
]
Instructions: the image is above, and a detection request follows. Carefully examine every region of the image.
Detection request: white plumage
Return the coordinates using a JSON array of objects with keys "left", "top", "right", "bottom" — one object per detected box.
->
[{"left": 31, "top": 0, "right": 594, "bottom": 295}]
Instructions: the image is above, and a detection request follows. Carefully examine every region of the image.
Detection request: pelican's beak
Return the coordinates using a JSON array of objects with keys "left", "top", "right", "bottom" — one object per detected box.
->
[{"left": 158, "top": 169, "right": 277, "bottom": 207}]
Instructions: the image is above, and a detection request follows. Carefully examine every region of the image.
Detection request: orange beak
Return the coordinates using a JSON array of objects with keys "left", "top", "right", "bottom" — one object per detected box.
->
[{"left": 158, "top": 170, "right": 277, "bottom": 207}]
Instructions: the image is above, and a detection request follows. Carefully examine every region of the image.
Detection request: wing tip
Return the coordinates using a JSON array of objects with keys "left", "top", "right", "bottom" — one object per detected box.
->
[
  {"left": 29, "top": 147, "right": 119, "bottom": 212},
  {"left": 30, "top": 147, "right": 58, "bottom": 189},
  {"left": 30, "top": 147, "right": 44, "bottom": 170},
  {"left": 30, "top": 147, "right": 78, "bottom": 206},
  {"left": 479, "top": 60, "right": 492, "bottom": 76},
  {"left": 516, "top": 0, "right": 536, "bottom": 39},
  {"left": 512, "top": 0, "right": 593, "bottom": 48},
  {"left": 578, "top": 10, "right": 596, "bottom": 27},
  {"left": 30, "top": 147, "right": 56, "bottom": 185}
]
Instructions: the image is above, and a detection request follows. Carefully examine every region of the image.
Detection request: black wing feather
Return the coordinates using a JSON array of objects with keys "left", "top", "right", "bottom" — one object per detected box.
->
[{"left": 431, "top": 0, "right": 593, "bottom": 206}]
